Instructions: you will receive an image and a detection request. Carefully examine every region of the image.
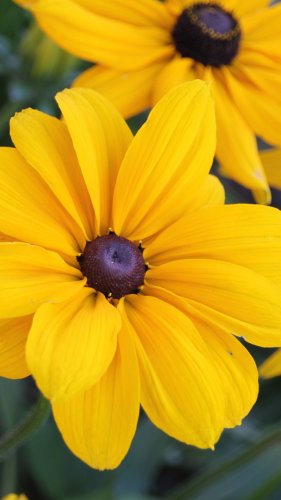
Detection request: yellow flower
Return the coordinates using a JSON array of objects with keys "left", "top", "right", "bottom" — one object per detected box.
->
[
  {"left": 14, "top": 0, "right": 281, "bottom": 204},
  {"left": 260, "top": 149, "right": 281, "bottom": 191},
  {"left": 2, "top": 81, "right": 281, "bottom": 469}
]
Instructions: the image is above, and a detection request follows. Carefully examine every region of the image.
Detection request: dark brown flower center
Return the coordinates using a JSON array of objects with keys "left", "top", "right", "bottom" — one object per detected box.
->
[
  {"left": 172, "top": 2, "right": 241, "bottom": 67},
  {"left": 78, "top": 234, "right": 146, "bottom": 299}
]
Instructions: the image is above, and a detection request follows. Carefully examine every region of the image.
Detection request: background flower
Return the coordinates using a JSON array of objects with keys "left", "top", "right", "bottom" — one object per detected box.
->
[{"left": 14, "top": 0, "right": 281, "bottom": 203}]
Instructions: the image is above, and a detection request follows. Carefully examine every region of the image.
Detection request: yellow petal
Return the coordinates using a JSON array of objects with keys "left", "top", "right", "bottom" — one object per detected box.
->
[
  {"left": 71, "top": 0, "right": 174, "bottom": 30},
  {"left": 152, "top": 57, "right": 195, "bottom": 104},
  {"left": 259, "top": 349, "right": 281, "bottom": 379},
  {"left": 74, "top": 63, "right": 164, "bottom": 120},
  {"left": 121, "top": 294, "right": 225, "bottom": 448},
  {"left": 10, "top": 109, "right": 94, "bottom": 240},
  {"left": 260, "top": 149, "right": 281, "bottom": 190},
  {"left": 27, "top": 290, "right": 120, "bottom": 400},
  {"left": 241, "top": 4, "right": 281, "bottom": 61},
  {"left": 165, "top": 0, "right": 193, "bottom": 16},
  {"left": 182, "top": 174, "right": 225, "bottom": 213},
  {"left": 147, "top": 258, "right": 281, "bottom": 347},
  {"left": 0, "top": 148, "right": 83, "bottom": 256},
  {"left": 145, "top": 284, "right": 258, "bottom": 429},
  {"left": 142, "top": 174, "right": 224, "bottom": 254},
  {"left": 192, "top": 320, "right": 258, "bottom": 428},
  {"left": 113, "top": 81, "right": 216, "bottom": 239},
  {"left": 0, "top": 242, "right": 85, "bottom": 318},
  {"left": 0, "top": 316, "right": 32, "bottom": 379},
  {"left": 232, "top": 50, "right": 281, "bottom": 105},
  {"left": 220, "top": 65, "right": 281, "bottom": 150},
  {"left": 30, "top": 0, "right": 173, "bottom": 70},
  {"left": 212, "top": 73, "right": 270, "bottom": 203},
  {"left": 56, "top": 88, "right": 133, "bottom": 235},
  {"left": 165, "top": 0, "right": 267, "bottom": 19},
  {"left": 0, "top": 233, "right": 16, "bottom": 242},
  {"left": 222, "top": 0, "right": 268, "bottom": 16},
  {"left": 145, "top": 205, "right": 281, "bottom": 285},
  {"left": 52, "top": 317, "right": 140, "bottom": 469}
]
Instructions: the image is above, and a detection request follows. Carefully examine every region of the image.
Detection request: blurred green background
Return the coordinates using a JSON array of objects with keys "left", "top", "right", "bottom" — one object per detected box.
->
[{"left": 2, "top": 1, "right": 281, "bottom": 498}]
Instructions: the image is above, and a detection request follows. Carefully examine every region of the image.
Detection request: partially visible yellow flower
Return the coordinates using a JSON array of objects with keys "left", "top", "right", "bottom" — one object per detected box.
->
[
  {"left": 2, "top": 82, "right": 281, "bottom": 469},
  {"left": 20, "top": 23, "right": 78, "bottom": 79},
  {"left": 260, "top": 149, "right": 281, "bottom": 191},
  {"left": 14, "top": 0, "right": 281, "bottom": 203},
  {"left": 2, "top": 495, "right": 28, "bottom": 500}
]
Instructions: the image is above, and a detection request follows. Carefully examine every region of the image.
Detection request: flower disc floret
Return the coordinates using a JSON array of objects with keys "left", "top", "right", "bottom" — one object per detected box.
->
[
  {"left": 172, "top": 3, "right": 241, "bottom": 67},
  {"left": 78, "top": 234, "right": 146, "bottom": 299},
  {"left": 15, "top": 0, "right": 281, "bottom": 203}
]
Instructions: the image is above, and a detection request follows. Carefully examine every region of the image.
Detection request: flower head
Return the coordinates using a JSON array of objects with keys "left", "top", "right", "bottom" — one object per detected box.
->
[
  {"left": 14, "top": 0, "right": 281, "bottom": 203},
  {"left": 2, "top": 82, "right": 281, "bottom": 469}
]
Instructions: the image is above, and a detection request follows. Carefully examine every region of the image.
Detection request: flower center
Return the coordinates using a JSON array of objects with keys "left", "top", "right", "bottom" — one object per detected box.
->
[
  {"left": 78, "top": 234, "right": 146, "bottom": 299},
  {"left": 172, "top": 2, "right": 241, "bottom": 67}
]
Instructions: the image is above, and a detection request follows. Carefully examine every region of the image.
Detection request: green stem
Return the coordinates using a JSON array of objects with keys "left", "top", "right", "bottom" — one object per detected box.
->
[
  {"left": 171, "top": 424, "right": 281, "bottom": 499},
  {"left": 0, "top": 393, "right": 50, "bottom": 462}
]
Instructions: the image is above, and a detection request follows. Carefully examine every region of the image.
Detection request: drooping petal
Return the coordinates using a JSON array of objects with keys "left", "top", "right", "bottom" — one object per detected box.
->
[
  {"left": 147, "top": 258, "right": 281, "bottom": 347},
  {"left": 259, "top": 349, "right": 281, "bottom": 379},
  {"left": 71, "top": 0, "right": 174, "bottom": 30},
  {"left": 222, "top": 0, "right": 268, "bottom": 17},
  {"left": 165, "top": 0, "right": 268, "bottom": 18},
  {"left": 121, "top": 294, "right": 226, "bottom": 449},
  {"left": 220, "top": 65, "right": 281, "bottom": 150},
  {"left": 145, "top": 284, "right": 258, "bottom": 429},
  {"left": 191, "top": 320, "right": 258, "bottom": 428},
  {"left": 29, "top": 0, "right": 173, "bottom": 70},
  {"left": 165, "top": 0, "right": 193, "bottom": 17},
  {"left": 241, "top": 4, "right": 281, "bottom": 61},
  {"left": 152, "top": 57, "right": 195, "bottom": 104},
  {"left": 212, "top": 73, "right": 270, "bottom": 204},
  {"left": 0, "top": 148, "right": 84, "bottom": 255},
  {"left": 113, "top": 81, "right": 216, "bottom": 239},
  {"left": 10, "top": 109, "right": 94, "bottom": 240},
  {"left": 145, "top": 205, "right": 281, "bottom": 285},
  {"left": 74, "top": 63, "right": 164, "bottom": 119},
  {"left": 260, "top": 149, "right": 281, "bottom": 189},
  {"left": 232, "top": 50, "right": 281, "bottom": 105},
  {"left": 56, "top": 88, "right": 133, "bottom": 235},
  {"left": 27, "top": 289, "right": 120, "bottom": 400},
  {"left": 52, "top": 318, "right": 140, "bottom": 469},
  {"left": 0, "top": 243, "right": 85, "bottom": 318},
  {"left": 0, "top": 316, "right": 33, "bottom": 379}
]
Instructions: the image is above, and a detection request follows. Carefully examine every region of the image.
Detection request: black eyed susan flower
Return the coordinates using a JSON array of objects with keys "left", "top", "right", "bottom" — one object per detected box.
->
[
  {"left": 2, "top": 82, "right": 281, "bottom": 469},
  {"left": 15, "top": 0, "right": 281, "bottom": 203}
]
